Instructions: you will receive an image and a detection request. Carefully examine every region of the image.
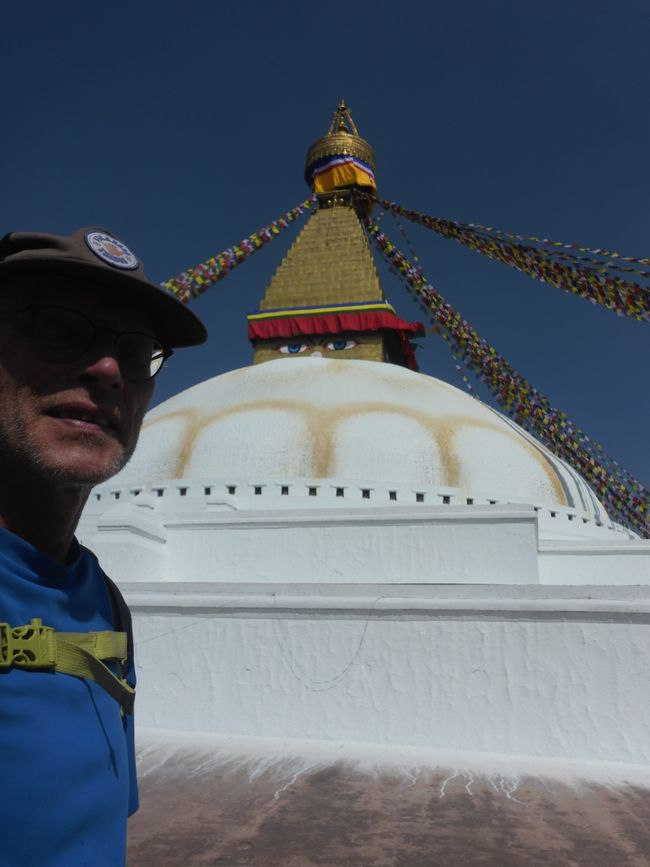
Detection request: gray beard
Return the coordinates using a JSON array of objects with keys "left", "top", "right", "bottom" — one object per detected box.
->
[{"left": 0, "top": 425, "right": 135, "bottom": 489}]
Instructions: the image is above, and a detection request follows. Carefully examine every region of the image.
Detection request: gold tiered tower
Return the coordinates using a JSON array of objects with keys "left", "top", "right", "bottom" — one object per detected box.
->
[{"left": 247, "top": 102, "right": 423, "bottom": 367}]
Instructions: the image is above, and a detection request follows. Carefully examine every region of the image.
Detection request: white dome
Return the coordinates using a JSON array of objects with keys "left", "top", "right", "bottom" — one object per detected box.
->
[{"left": 115, "top": 358, "right": 608, "bottom": 523}]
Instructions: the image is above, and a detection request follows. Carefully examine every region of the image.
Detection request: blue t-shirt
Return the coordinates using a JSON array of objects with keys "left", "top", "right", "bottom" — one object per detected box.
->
[{"left": 0, "top": 528, "right": 138, "bottom": 867}]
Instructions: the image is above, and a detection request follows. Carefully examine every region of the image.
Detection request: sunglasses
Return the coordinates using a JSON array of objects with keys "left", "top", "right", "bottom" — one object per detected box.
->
[{"left": 25, "top": 305, "right": 172, "bottom": 382}]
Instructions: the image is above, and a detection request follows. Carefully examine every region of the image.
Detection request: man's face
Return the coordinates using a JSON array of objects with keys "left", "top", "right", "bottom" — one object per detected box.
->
[{"left": 0, "top": 277, "right": 157, "bottom": 488}]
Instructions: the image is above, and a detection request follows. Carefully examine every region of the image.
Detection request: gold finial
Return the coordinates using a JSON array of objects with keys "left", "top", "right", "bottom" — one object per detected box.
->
[
  {"left": 304, "top": 101, "right": 377, "bottom": 210},
  {"left": 329, "top": 100, "right": 360, "bottom": 137}
]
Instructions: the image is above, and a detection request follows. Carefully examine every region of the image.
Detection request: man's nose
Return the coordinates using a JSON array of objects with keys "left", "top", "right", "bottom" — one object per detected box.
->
[{"left": 72, "top": 342, "right": 125, "bottom": 389}]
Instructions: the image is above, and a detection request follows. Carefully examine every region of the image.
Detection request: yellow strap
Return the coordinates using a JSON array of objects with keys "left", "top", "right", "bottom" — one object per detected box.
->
[
  {"left": 54, "top": 638, "right": 135, "bottom": 714},
  {"left": 56, "top": 630, "right": 127, "bottom": 661},
  {"left": 0, "top": 619, "right": 135, "bottom": 714}
]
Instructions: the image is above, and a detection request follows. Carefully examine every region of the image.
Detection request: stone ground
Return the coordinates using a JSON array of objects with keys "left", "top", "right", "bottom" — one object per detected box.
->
[{"left": 127, "top": 739, "right": 650, "bottom": 867}]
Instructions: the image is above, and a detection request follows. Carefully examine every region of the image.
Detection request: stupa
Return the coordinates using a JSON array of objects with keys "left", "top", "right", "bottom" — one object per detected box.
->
[{"left": 79, "top": 103, "right": 650, "bottom": 772}]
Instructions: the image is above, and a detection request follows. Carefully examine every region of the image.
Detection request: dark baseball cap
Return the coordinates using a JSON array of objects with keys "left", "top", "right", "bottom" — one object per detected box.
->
[{"left": 0, "top": 226, "right": 207, "bottom": 348}]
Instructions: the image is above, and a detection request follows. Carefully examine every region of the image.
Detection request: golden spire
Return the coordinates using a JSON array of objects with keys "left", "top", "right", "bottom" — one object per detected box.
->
[
  {"left": 304, "top": 101, "right": 377, "bottom": 211},
  {"left": 246, "top": 103, "right": 423, "bottom": 370}
]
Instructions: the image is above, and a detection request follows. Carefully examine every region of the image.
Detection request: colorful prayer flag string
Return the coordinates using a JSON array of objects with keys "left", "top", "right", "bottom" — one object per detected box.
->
[
  {"left": 376, "top": 199, "right": 650, "bottom": 323},
  {"left": 366, "top": 220, "right": 649, "bottom": 538},
  {"left": 162, "top": 198, "right": 316, "bottom": 302},
  {"left": 462, "top": 220, "right": 650, "bottom": 275}
]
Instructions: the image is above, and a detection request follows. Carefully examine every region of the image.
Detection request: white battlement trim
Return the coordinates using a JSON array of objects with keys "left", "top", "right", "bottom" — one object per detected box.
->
[
  {"left": 124, "top": 583, "right": 650, "bottom": 619},
  {"left": 540, "top": 540, "right": 650, "bottom": 554},
  {"left": 79, "top": 495, "right": 649, "bottom": 586},
  {"left": 160, "top": 502, "right": 536, "bottom": 530},
  {"left": 539, "top": 538, "right": 650, "bottom": 584},
  {"left": 83, "top": 476, "right": 636, "bottom": 542}
]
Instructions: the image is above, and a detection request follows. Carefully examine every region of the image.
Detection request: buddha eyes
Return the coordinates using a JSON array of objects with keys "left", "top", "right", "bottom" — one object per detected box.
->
[
  {"left": 325, "top": 339, "right": 358, "bottom": 351},
  {"left": 277, "top": 339, "right": 359, "bottom": 354},
  {"left": 278, "top": 342, "right": 308, "bottom": 354}
]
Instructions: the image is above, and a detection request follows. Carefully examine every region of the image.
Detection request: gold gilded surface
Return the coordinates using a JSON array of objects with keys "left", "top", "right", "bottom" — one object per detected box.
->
[
  {"left": 259, "top": 207, "right": 383, "bottom": 311},
  {"left": 305, "top": 133, "right": 376, "bottom": 172},
  {"left": 304, "top": 100, "right": 376, "bottom": 181}
]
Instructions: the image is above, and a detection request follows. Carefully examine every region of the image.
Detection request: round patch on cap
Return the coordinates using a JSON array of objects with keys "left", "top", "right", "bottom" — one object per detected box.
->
[{"left": 84, "top": 231, "right": 139, "bottom": 270}]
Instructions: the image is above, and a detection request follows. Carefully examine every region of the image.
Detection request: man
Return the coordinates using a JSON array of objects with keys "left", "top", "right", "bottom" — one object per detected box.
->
[{"left": 0, "top": 227, "right": 207, "bottom": 866}]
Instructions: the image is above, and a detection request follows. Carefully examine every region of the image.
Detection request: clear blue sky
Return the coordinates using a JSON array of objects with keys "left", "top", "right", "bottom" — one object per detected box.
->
[{"left": 2, "top": 0, "right": 648, "bottom": 485}]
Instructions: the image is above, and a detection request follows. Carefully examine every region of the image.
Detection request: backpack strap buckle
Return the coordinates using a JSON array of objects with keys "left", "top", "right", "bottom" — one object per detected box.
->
[{"left": 0, "top": 619, "right": 56, "bottom": 670}]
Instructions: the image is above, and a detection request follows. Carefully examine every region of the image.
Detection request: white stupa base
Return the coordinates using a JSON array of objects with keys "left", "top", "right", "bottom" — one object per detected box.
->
[{"left": 128, "top": 581, "right": 650, "bottom": 769}]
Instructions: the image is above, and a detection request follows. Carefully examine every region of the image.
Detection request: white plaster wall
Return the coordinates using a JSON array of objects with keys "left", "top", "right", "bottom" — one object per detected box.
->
[
  {"left": 83, "top": 504, "right": 541, "bottom": 584},
  {"left": 539, "top": 541, "right": 650, "bottom": 585},
  {"left": 129, "top": 585, "right": 650, "bottom": 765},
  {"left": 79, "top": 489, "right": 650, "bottom": 585},
  {"left": 161, "top": 507, "right": 539, "bottom": 584}
]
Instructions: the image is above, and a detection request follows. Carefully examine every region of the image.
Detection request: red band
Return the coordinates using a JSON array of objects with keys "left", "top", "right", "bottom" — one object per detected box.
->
[{"left": 247, "top": 310, "right": 425, "bottom": 341}]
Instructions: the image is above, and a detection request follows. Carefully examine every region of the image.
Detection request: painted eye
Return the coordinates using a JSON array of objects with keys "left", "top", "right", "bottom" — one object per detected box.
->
[
  {"left": 278, "top": 342, "right": 308, "bottom": 354},
  {"left": 325, "top": 339, "right": 358, "bottom": 351}
]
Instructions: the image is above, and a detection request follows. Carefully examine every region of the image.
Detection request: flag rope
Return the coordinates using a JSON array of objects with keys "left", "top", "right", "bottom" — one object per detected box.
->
[
  {"left": 162, "top": 197, "right": 316, "bottom": 302},
  {"left": 374, "top": 198, "right": 650, "bottom": 322},
  {"left": 366, "top": 219, "right": 649, "bottom": 538}
]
